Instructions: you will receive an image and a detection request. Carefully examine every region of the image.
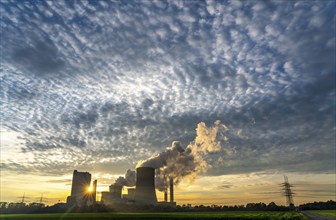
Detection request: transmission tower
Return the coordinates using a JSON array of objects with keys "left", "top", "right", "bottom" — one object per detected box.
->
[
  {"left": 281, "top": 175, "right": 295, "bottom": 209},
  {"left": 39, "top": 193, "right": 43, "bottom": 204},
  {"left": 21, "top": 193, "right": 25, "bottom": 203}
]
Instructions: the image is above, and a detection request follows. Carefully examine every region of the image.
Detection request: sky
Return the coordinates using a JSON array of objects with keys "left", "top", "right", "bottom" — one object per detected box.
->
[{"left": 0, "top": 0, "right": 335, "bottom": 206}]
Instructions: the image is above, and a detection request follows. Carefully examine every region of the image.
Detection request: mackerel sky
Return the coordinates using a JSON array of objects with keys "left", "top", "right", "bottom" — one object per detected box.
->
[{"left": 1, "top": 0, "right": 335, "bottom": 193}]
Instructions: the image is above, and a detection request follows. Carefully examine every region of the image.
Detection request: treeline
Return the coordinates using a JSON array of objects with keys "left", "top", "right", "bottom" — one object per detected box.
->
[
  {"left": 1, "top": 200, "right": 335, "bottom": 214},
  {"left": 0, "top": 202, "right": 46, "bottom": 214},
  {"left": 0, "top": 202, "right": 286, "bottom": 214},
  {"left": 298, "top": 200, "right": 335, "bottom": 210},
  {"left": 180, "top": 202, "right": 291, "bottom": 212},
  {"left": 0, "top": 202, "right": 108, "bottom": 214},
  {"left": 101, "top": 202, "right": 292, "bottom": 212}
]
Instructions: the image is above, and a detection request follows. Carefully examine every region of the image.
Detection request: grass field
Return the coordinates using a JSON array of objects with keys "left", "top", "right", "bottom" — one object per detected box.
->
[
  {"left": 310, "top": 210, "right": 336, "bottom": 218},
  {"left": 0, "top": 211, "right": 308, "bottom": 220}
]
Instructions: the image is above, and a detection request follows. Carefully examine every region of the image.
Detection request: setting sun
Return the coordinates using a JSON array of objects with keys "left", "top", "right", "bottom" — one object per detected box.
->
[{"left": 87, "top": 186, "right": 92, "bottom": 193}]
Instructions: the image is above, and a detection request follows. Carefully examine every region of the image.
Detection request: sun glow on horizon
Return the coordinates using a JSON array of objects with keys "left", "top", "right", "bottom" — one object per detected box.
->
[{"left": 0, "top": 171, "right": 335, "bottom": 206}]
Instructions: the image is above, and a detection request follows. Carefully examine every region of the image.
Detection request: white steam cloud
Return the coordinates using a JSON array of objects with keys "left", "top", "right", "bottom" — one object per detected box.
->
[
  {"left": 113, "top": 121, "right": 228, "bottom": 190},
  {"left": 137, "top": 120, "right": 229, "bottom": 191},
  {"left": 115, "top": 169, "right": 136, "bottom": 187}
]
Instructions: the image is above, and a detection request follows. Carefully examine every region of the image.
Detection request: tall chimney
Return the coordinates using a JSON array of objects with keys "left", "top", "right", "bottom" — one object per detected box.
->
[
  {"left": 169, "top": 177, "right": 174, "bottom": 203},
  {"left": 92, "top": 180, "right": 97, "bottom": 203},
  {"left": 134, "top": 167, "right": 157, "bottom": 205},
  {"left": 164, "top": 190, "right": 168, "bottom": 202}
]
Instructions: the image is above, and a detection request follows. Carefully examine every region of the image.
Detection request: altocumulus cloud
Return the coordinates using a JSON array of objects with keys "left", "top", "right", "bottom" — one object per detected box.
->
[{"left": 0, "top": 0, "right": 335, "bottom": 176}]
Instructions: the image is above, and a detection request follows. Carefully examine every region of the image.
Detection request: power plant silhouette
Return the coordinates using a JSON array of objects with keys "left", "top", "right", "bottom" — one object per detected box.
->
[
  {"left": 68, "top": 167, "right": 176, "bottom": 207},
  {"left": 66, "top": 170, "right": 97, "bottom": 207}
]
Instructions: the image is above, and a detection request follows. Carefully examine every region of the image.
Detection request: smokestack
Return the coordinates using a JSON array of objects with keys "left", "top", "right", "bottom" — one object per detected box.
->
[
  {"left": 92, "top": 180, "right": 97, "bottom": 203},
  {"left": 169, "top": 177, "right": 174, "bottom": 203},
  {"left": 164, "top": 190, "right": 168, "bottom": 202},
  {"left": 134, "top": 167, "right": 157, "bottom": 205}
]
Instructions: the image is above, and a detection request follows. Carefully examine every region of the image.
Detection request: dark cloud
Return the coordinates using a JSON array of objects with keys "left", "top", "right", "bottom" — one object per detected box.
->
[
  {"left": 46, "top": 178, "right": 72, "bottom": 184},
  {"left": 11, "top": 41, "right": 65, "bottom": 76},
  {"left": 1, "top": 0, "right": 334, "bottom": 177},
  {"left": 218, "top": 181, "right": 233, "bottom": 189}
]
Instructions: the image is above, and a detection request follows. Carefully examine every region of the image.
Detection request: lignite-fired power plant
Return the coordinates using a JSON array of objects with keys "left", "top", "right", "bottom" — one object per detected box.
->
[{"left": 100, "top": 167, "right": 176, "bottom": 206}]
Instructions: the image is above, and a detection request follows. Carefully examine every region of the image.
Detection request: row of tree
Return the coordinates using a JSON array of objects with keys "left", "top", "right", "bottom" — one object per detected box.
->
[
  {"left": 1, "top": 200, "right": 335, "bottom": 214},
  {"left": 298, "top": 200, "right": 335, "bottom": 210}
]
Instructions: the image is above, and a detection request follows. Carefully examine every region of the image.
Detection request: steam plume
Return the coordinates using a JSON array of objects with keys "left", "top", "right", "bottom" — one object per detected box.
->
[
  {"left": 115, "top": 169, "right": 136, "bottom": 187},
  {"left": 136, "top": 120, "right": 228, "bottom": 191}
]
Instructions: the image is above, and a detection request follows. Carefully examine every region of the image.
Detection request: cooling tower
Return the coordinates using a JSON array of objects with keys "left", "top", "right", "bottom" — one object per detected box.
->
[{"left": 134, "top": 167, "right": 157, "bottom": 205}]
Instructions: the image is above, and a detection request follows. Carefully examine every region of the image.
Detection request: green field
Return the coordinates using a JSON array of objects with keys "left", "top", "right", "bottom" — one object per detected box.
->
[
  {"left": 0, "top": 211, "right": 308, "bottom": 220},
  {"left": 310, "top": 210, "right": 336, "bottom": 218}
]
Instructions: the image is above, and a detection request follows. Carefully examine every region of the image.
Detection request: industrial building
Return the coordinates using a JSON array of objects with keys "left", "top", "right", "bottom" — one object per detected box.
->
[
  {"left": 66, "top": 170, "right": 97, "bottom": 206},
  {"left": 101, "top": 183, "right": 124, "bottom": 205},
  {"left": 122, "top": 188, "right": 135, "bottom": 202},
  {"left": 101, "top": 167, "right": 176, "bottom": 207}
]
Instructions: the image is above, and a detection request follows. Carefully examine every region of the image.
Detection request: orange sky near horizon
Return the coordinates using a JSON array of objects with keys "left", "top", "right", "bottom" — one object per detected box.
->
[{"left": 1, "top": 170, "right": 334, "bottom": 206}]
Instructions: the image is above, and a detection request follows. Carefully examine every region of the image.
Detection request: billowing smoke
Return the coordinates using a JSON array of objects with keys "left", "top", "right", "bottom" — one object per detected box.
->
[
  {"left": 115, "top": 169, "right": 136, "bottom": 187},
  {"left": 136, "top": 120, "right": 229, "bottom": 191}
]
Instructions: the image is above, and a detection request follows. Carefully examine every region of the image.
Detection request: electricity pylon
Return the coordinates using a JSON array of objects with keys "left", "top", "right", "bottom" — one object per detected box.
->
[{"left": 281, "top": 175, "right": 295, "bottom": 210}]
